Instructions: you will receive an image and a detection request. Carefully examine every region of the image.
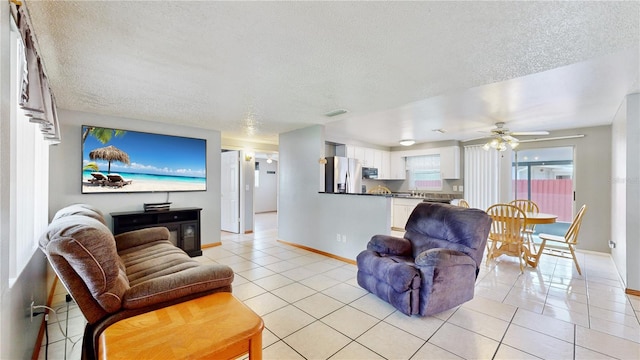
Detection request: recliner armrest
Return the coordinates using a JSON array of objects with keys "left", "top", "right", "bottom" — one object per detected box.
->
[
  {"left": 115, "top": 227, "right": 171, "bottom": 252},
  {"left": 367, "top": 234, "right": 412, "bottom": 256},
  {"left": 414, "top": 248, "right": 476, "bottom": 268}
]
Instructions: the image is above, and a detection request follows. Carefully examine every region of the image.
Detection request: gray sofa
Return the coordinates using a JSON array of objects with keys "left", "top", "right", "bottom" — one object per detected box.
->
[
  {"left": 39, "top": 204, "right": 234, "bottom": 359},
  {"left": 357, "top": 202, "right": 491, "bottom": 316}
]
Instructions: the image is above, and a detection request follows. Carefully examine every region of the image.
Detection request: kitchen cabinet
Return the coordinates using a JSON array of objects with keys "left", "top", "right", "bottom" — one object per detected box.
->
[
  {"left": 388, "top": 152, "right": 406, "bottom": 180},
  {"left": 440, "top": 146, "right": 460, "bottom": 179},
  {"left": 379, "top": 151, "right": 391, "bottom": 179},
  {"left": 392, "top": 198, "right": 423, "bottom": 230}
]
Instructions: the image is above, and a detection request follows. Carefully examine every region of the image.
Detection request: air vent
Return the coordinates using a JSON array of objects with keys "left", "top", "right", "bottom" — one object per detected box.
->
[{"left": 324, "top": 109, "right": 348, "bottom": 117}]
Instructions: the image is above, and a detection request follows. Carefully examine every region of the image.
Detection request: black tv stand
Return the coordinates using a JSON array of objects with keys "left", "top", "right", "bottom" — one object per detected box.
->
[{"left": 111, "top": 207, "right": 202, "bottom": 257}]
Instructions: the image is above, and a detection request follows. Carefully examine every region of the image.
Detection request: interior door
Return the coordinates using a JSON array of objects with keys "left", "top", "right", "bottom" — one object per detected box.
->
[{"left": 221, "top": 150, "right": 240, "bottom": 233}]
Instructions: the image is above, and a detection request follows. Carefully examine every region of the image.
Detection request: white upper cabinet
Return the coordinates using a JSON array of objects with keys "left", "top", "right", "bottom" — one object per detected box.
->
[
  {"left": 439, "top": 146, "right": 460, "bottom": 179},
  {"left": 389, "top": 152, "right": 406, "bottom": 180}
]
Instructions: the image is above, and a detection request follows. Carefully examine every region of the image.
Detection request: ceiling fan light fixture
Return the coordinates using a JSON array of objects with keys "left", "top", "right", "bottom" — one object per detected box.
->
[{"left": 399, "top": 139, "right": 415, "bottom": 146}]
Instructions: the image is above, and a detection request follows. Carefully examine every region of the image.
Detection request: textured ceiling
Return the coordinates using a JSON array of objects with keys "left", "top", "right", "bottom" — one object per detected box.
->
[{"left": 25, "top": 1, "right": 640, "bottom": 147}]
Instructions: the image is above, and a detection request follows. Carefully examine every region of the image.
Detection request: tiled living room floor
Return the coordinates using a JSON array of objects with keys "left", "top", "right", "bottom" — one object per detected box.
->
[{"left": 40, "top": 212, "right": 639, "bottom": 359}]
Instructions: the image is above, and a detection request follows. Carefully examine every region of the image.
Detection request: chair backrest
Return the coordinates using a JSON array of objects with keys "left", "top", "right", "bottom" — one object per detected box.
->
[
  {"left": 509, "top": 199, "right": 539, "bottom": 214},
  {"left": 486, "top": 203, "right": 527, "bottom": 246},
  {"left": 564, "top": 204, "right": 587, "bottom": 245},
  {"left": 458, "top": 199, "right": 470, "bottom": 208},
  {"left": 404, "top": 202, "right": 492, "bottom": 267},
  {"left": 368, "top": 185, "right": 391, "bottom": 194},
  {"left": 39, "top": 210, "right": 129, "bottom": 324}
]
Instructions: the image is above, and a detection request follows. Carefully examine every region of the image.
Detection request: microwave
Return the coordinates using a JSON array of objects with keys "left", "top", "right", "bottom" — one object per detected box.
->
[{"left": 362, "top": 167, "right": 378, "bottom": 179}]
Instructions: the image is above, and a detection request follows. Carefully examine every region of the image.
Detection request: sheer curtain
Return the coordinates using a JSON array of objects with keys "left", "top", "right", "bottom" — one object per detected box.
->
[
  {"left": 7, "top": 5, "right": 54, "bottom": 283},
  {"left": 464, "top": 145, "right": 500, "bottom": 210}
]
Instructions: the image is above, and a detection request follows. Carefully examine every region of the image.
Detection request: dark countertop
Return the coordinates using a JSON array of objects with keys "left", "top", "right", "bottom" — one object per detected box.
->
[{"left": 318, "top": 192, "right": 453, "bottom": 203}]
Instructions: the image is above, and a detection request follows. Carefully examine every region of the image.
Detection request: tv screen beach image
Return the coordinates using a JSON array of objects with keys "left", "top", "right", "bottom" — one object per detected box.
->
[{"left": 82, "top": 126, "right": 206, "bottom": 193}]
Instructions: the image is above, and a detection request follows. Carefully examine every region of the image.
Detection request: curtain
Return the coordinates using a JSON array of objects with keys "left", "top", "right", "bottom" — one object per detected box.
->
[
  {"left": 464, "top": 145, "right": 500, "bottom": 210},
  {"left": 15, "top": 5, "right": 60, "bottom": 142}
]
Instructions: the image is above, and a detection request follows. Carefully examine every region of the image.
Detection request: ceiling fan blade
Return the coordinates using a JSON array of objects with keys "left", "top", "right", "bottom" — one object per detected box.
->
[{"left": 511, "top": 131, "right": 550, "bottom": 136}]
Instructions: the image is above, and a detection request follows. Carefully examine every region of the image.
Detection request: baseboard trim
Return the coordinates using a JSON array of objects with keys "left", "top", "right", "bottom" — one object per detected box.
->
[
  {"left": 32, "top": 276, "right": 59, "bottom": 360},
  {"left": 277, "top": 240, "right": 356, "bottom": 265},
  {"left": 201, "top": 242, "right": 222, "bottom": 249},
  {"left": 625, "top": 288, "right": 640, "bottom": 296}
]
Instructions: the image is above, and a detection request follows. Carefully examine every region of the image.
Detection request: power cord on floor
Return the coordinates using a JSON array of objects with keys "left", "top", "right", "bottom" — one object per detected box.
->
[{"left": 33, "top": 296, "right": 82, "bottom": 360}]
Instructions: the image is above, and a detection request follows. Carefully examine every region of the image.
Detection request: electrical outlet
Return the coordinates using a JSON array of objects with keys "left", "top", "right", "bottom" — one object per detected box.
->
[
  {"left": 336, "top": 234, "right": 341, "bottom": 242},
  {"left": 458, "top": 185, "right": 464, "bottom": 192},
  {"left": 342, "top": 234, "right": 347, "bottom": 243},
  {"left": 453, "top": 185, "right": 458, "bottom": 191}
]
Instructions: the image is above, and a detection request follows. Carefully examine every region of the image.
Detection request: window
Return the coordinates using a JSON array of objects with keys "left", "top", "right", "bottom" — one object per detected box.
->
[
  {"left": 7, "top": 18, "right": 50, "bottom": 285},
  {"left": 406, "top": 154, "right": 442, "bottom": 191}
]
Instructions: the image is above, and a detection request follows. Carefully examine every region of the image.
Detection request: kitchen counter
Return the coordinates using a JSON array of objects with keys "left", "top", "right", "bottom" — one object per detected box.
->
[{"left": 318, "top": 192, "right": 453, "bottom": 203}]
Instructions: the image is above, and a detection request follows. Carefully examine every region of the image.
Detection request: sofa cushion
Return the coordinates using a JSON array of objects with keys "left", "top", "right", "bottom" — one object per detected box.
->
[
  {"left": 119, "top": 240, "right": 234, "bottom": 309},
  {"left": 39, "top": 215, "right": 129, "bottom": 313}
]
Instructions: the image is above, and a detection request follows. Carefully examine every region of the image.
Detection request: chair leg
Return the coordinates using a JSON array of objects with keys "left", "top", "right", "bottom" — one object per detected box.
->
[{"left": 568, "top": 245, "right": 582, "bottom": 275}]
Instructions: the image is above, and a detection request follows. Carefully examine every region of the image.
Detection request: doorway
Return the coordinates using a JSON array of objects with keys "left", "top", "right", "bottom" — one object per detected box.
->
[
  {"left": 221, "top": 150, "right": 240, "bottom": 233},
  {"left": 512, "top": 147, "right": 574, "bottom": 222}
]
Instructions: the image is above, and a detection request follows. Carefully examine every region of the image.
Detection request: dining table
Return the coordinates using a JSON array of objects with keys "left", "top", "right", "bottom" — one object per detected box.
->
[{"left": 525, "top": 212, "right": 558, "bottom": 225}]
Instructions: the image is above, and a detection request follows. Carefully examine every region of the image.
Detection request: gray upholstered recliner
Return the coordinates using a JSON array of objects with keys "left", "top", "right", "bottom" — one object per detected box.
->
[{"left": 357, "top": 202, "right": 491, "bottom": 316}]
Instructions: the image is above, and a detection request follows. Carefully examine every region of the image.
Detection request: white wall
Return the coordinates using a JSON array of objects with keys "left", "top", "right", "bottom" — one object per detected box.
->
[
  {"left": 279, "top": 125, "right": 390, "bottom": 260},
  {"left": 611, "top": 93, "right": 640, "bottom": 291},
  {"left": 611, "top": 97, "right": 628, "bottom": 285},
  {"left": 255, "top": 159, "right": 278, "bottom": 213},
  {"left": 48, "top": 109, "right": 222, "bottom": 246}
]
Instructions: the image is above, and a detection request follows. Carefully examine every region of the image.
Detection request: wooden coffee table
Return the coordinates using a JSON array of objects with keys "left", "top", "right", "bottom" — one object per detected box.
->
[{"left": 98, "top": 292, "right": 263, "bottom": 360}]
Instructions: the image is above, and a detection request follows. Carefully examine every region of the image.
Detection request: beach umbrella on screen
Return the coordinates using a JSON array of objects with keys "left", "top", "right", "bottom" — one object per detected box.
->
[{"left": 89, "top": 145, "right": 130, "bottom": 174}]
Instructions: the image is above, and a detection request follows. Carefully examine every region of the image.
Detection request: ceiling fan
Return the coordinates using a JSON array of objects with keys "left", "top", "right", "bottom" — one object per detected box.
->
[{"left": 481, "top": 122, "right": 549, "bottom": 151}]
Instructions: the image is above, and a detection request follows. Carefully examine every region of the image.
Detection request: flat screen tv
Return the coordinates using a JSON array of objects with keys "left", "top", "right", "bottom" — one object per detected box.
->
[{"left": 81, "top": 125, "right": 206, "bottom": 193}]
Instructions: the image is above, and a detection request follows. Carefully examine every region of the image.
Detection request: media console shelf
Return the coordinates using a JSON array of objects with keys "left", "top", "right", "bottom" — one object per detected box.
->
[{"left": 111, "top": 207, "right": 202, "bottom": 257}]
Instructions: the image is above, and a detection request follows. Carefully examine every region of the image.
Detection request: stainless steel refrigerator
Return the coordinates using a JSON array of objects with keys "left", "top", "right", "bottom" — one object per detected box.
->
[{"left": 325, "top": 156, "right": 362, "bottom": 193}]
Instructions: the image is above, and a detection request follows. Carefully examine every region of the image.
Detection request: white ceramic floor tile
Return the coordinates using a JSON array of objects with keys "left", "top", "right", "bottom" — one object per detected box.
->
[
  {"left": 329, "top": 341, "right": 384, "bottom": 359},
  {"left": 232, "top": 282, "right": 267, "bottom": 301},
  {"left": 284, "top": 321, "right": 351, "bottom": 359},
  {"left": 576, "top": 325, "right": 640, "bottom": 359},
  {"left": 321, "top": 306, "right": 380, "bottom": 339},
  {"left": 237, "top": 266, "right": 277, "bottom": 281},
  {"left": 411, "top": 342, "right": 463, "bottom": 360},
  {"left": 299, "top": 274, "right": 342, "bottom": 291},
  {"left": 511, "top": 308, "right": 575, "bottom": 343},
  {"left": 502, "top": 323, "right": 574, "bottom": 359},
  {"left": 252, "top": 273, "right": 294, "bottom": 291},
  {"left": 447, "top": 307, "right": 510, "bottom": 341},
  {"left": 242, "top": 292, "right": 288, "bottom": 316},
  {"left": 271, "top": 282, "right": 317, "bottom": 303},
  {"left": 356, "top": 321, "right": 425, "bottom": 360},
  {"left": 574, "top": 345, "right": 618, "bottom": 359},
  {"left": 349, "top": 293, "right": 397, "bottom": 320},
  {"left": 589, "top": 316, "right": 640, "bottom": 343},
  {"left": 493, "top": 344, "right": 540, "bottom": 360},
  {"left": 294, "top": 292, "right": 344, "bottom": 319},
  {"left": 262, "top": 305, "right": 316, "bottom": 338},
  {"left": 383, "top": 310, "right": 444, "bottom": 341},
  {"left": 428, "top": 323, "right": 499, "bottom": 359},
  {"left": 461, "top": 294, "right": 517, "bottom": 322},
  {"left": 321, "top": 282, "right": 368, "bottom": 304},
  {"left": 262, "top": 340, "right": 304, "bottom": 360}
]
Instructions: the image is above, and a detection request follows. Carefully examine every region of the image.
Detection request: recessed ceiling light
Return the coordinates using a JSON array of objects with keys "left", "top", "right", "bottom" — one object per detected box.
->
[
  {"left": 324, "top": 109, "right": 348, "bottom": 117},
  {"left": 399, "top": 139, "right": 415, "bottom": 146}
]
